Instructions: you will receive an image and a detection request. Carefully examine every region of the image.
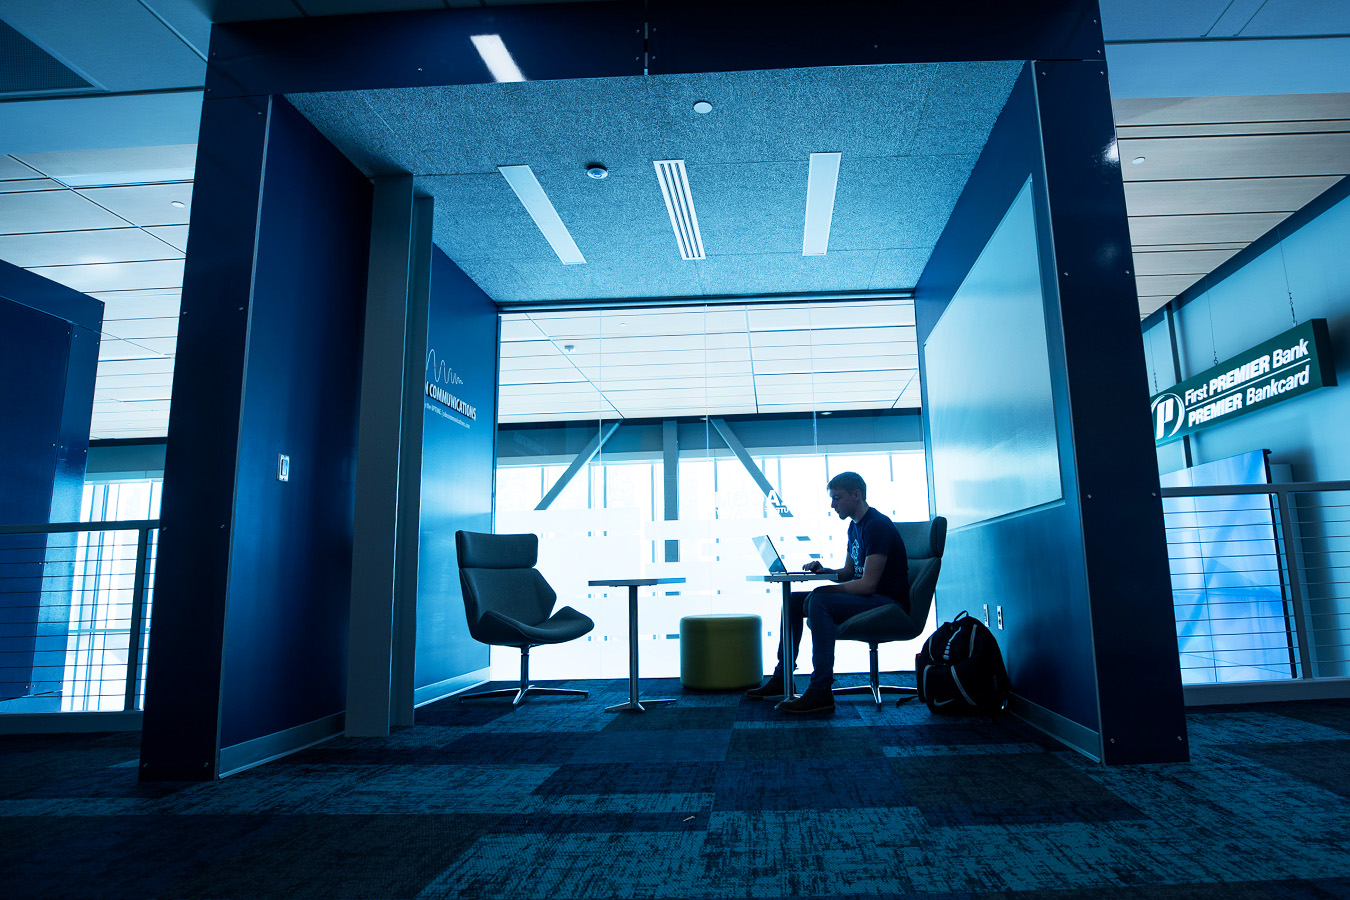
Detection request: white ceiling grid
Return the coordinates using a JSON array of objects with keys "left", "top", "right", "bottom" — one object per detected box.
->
[
  {"left": 498, "top": 301, "right": 917, "bottom": 423},
  {"left": 0, "top": 144, "right": 190, "bottom": 438}
]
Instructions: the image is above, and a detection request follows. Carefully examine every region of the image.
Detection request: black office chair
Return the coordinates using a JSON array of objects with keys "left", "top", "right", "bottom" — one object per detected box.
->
[
  {"left": 832, "top": 516, "right": 947, "bottom": 708},
  {"left": 455, "top": 530, "right": 595, "bottom": 707}
]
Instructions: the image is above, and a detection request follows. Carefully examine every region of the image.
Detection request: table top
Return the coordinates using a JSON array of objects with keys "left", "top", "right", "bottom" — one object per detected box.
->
[
  {"left": 747, "top": 572, "right": 841, "bottom": 583},
  {"left": 588, "top": 577, "right": 687, "bottom": 587}
]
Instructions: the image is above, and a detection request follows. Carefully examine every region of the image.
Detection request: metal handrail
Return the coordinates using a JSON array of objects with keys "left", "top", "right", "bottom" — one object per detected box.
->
[
  {"left": 0, "top": 519, "right": 160, "bottom": 719},
  {"left": 0, "top": 520, "right": 159, "bottom": 534},
  {"left": 1160, "top": 481, "right": 1350, "bottom": 691}
]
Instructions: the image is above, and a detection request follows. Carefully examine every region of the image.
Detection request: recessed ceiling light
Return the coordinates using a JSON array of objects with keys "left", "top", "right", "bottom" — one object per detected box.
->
[
  {"left": 170, "top": 200, "right": 186, "bottom": 208},
  {"left": 693, "top": 100, "right": 713, "bottom": 114},
  {"left": 802, "top": 152, "right": 841, "bottom": 256},
  {"left": 470, "top": 34, "right": 526, "bottom": 82},
  {"left": 498, "top": 164, "right": 585, "bottom": 265},
  {"left": 1131, "top": 156, "right": 1147, "bottom": 165},
  {"left": 586, "top": 164, "right": 608, "bottom": 180}
]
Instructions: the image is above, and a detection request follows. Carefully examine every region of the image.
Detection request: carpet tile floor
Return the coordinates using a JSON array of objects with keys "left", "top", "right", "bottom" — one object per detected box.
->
[{"left": 1, "top": 676, "right": 1348, "bottom": 899}]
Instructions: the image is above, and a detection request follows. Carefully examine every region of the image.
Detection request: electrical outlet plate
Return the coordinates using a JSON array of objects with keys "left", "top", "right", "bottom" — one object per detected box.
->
[
  {"left": 996, "top": 605, "right": 1004, "bottom": 629},
  {"left": 982, "top": 603, "right": 989, "bottom": 625},
  {"left": 277, "top": 453, "right": 290, "bottom": 482}
]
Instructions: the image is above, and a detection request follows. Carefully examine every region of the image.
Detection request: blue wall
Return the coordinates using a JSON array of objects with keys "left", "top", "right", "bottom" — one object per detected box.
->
[
  {"left": 414, "top": 248, "right": 498, "bottom": 695},
  {"left": 0, "top": 263, "right": 101, "bottom": 706},
  {"left": 217, "top": 98, "right": 371, "bottom": 750},
  {"left": 917, "top": 64, "right": 1186, "bottom": 763},
  {"left": 1144, "top": 179, "right": 1350, "bottom": 481},
  {"left": 140, "top": 95, "right": 371, "bottom": 778}
]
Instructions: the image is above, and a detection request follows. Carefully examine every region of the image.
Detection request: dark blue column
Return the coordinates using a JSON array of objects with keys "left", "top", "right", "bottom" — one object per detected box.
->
[{"left": 140, "top": 95, "right": 371, "bottom": 780}]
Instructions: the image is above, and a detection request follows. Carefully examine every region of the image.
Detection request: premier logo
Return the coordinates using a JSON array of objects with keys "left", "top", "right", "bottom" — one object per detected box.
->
[{"left": 1151, "top": 392, "right": 1185, "bottom": 441}]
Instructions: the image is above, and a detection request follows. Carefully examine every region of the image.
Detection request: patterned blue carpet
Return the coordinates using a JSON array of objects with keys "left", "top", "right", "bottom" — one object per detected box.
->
[{"left": 2, "top": 676, "right": 1349, "bottom": 899}]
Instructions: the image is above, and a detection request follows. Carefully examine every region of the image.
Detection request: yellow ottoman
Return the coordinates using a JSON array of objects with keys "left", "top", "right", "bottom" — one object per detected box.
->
[{"left": 679, "top": 614, "right": 763, "bottom": 691}]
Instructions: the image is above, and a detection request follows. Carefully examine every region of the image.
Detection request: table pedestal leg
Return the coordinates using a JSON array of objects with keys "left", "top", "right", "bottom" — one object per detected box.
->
[
  {"left": 607, "top": 585, "right": 677, "bottom": 713},
  {"left": 780, "top": 582, "right": 797, "bottom": 701}
]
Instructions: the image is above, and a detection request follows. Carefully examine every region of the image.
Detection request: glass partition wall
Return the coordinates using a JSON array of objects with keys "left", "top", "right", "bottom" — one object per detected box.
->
[{"left": 495, "top": 299, "right": 929, "bottom": 682}]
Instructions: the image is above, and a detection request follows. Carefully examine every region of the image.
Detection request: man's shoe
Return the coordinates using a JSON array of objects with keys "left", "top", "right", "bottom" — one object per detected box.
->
[
  {"left": 776, "top": 688, "right": 835, "bottom": 714},
  {"left": 745, "top": 678, "right": 786, "bottom": 699}
]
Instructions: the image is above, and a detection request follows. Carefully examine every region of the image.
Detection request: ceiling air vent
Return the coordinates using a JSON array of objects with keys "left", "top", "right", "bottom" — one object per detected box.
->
[
  {"left": 0, "top": 20, "right": 92, "bottom": 96},
  {"left": 653, "top": 159, "right": 705, "bottom": 261}
]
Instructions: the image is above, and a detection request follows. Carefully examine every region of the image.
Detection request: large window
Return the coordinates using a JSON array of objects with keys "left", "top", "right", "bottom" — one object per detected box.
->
[
  {"left": 495, "top": 449, "right": 930, "bottom": 681},
  {"left": 64, "top": 480, "right": 160, "bottom": 711}
]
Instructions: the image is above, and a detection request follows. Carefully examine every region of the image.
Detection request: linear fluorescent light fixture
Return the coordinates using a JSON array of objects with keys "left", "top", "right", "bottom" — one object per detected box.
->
[
  {"left": 802, "top": 152, "right": 841, "bottom": 256},
  {"left": 471, "top": 34, "right": 526, "bottom": 82},
  {"left": 498, "top": 164, "right": 585, "bottom": 265},
  {"left": 654, "top": 159, "right": 705, "bottom": 260}
]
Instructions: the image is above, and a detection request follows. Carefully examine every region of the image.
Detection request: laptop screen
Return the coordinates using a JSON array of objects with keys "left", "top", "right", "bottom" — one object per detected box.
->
[{"left": 752, "top": 535, "right": 787, "bottom": 575}]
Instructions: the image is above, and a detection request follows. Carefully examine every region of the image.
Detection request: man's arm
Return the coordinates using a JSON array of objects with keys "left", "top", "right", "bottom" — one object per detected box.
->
[
  {"left": 803, "top": 558, "right": 854, "bottom": 579},
  {"left": 815, "top": 553, "right": 887, "bottom": 595}
]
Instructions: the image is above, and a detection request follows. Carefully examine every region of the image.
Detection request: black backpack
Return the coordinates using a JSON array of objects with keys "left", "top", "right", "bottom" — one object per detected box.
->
[{"left": 915, "top": 610, "right": 1010, "bottom": 714}]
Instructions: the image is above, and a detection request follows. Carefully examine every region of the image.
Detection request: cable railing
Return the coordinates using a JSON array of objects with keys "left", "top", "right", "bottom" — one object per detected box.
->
[
  {"left": 0, "top": 520, "right": 158, "bottom": 726},
  {"left": 1160, "top": 480, "right": 1350, "bottom": 701}
]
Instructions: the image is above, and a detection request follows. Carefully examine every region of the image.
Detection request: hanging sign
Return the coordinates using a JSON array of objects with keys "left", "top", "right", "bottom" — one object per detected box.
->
[{"left": 1150, "top": 318, "right": 1336, "bottom": 445}]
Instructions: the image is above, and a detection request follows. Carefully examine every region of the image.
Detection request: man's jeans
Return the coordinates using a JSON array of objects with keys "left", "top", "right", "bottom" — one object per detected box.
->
[{"left": 773, "top": 589, "right": 894, "bottom": 691}]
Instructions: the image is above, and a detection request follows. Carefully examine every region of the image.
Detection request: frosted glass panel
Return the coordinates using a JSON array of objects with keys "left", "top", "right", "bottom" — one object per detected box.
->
[{"left": 492, "top": 449, "right": 931, "bottom": 680}]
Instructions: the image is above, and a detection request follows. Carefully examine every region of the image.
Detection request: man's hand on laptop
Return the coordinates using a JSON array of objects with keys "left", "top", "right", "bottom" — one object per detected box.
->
[{"left": 803, "top": 560, "right": 824, "bottom": 574}]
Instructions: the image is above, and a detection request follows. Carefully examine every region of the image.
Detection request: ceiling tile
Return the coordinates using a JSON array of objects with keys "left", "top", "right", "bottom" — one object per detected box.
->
[
  {"left": 15, "top": 146, "right": 196, "bottom": 185},
  {"left": 1131, "top": 249, "right": 1241, "bottom": 276},
  {"left": 1119, "top": 133, "right": 1350, "bottom": 181},
  {"left": 1123, "top": 176, "right": 1341, "bottom": 216},
  {"left": 1112, "top": 93, "right": 1350, "bottom": 126},
  {"left": 27, "top": 259, "right": 185, "bottom": 293},
  {"left": 91, "top": 290, "right": 182, "bottom": 320},
  {"left": 0, "top": 227, "right": 182, "bottom": 267},
  {"left": 76, "top": 183, "right": 193, "bottom": 226},
  {"left": 98, "top": 338, "right": 165, "bottom": 361},
  {"left": 0, "top": 179, "right": 62, "bottom": 193},
  {"left": 102, "top": 317, "right": 179, "bottom": 341},
  {"left": 1135, "top": 273, "right": 1204, "bottom": 298},
  {"left": 143, "top": 225, "right": 189, "bottom": 252},
  {"left": 95, "top": 357, "right": 175, "bottom": 376},
  {"left": 1128, "top": 212, "right": 1288, "bottom": 247},
  {"left": 0, "top": 190, "right": 129, "bottom": 234},
  {"left": 0, "top": 156, "right": 41, "bottom": 180}
]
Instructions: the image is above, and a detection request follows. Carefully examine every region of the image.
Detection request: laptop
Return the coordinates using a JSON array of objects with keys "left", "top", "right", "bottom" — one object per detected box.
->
[{"left": 752, "top": 534, "right": 789, "bottom": 575}]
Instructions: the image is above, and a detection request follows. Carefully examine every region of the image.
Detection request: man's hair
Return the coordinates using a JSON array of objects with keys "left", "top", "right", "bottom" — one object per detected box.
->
[{"left": 827, "top": 471, "right": 866, "bottom": 500}]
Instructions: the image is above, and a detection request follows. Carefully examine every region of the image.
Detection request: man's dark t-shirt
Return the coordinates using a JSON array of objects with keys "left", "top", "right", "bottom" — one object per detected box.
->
[{"left": 847, "top": 508, "right": 910, "bottom": 609}]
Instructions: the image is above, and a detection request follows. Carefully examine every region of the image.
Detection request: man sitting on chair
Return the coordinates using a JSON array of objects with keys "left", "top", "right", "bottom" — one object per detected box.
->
[{"left": 746, "top": 471, "right": 909, "bottom": 714}]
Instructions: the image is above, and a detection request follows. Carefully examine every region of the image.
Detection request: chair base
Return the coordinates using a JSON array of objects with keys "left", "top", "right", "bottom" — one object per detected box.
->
[
  {"left": 458, "top": 645, "right": 587, "bottom": 709},
  {"left": 460, "top": 685, "right": 588, "bottom": 709},
  {"left": 832, "top": 683, "right": 918, "bottom": 709},
  {"left": 831, "top": 643, "right": 919, "bottom": 709}
]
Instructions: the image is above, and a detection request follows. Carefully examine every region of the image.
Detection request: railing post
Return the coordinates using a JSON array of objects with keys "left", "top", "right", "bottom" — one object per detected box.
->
[
  {"left": 123, "top": 526, "right": 152, "bottom": 711},
  {"left": 1272, "top": 488, "right": 1315, "bottom": 680}
]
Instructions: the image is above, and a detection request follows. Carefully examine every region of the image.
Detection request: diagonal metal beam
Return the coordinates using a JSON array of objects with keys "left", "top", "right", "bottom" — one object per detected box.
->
[
  {"left": 536, "top": 421, "right": 622, "bottom": 510},
  {"left": 709, "top": 417, "right": 792, "bottom": 517}
]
